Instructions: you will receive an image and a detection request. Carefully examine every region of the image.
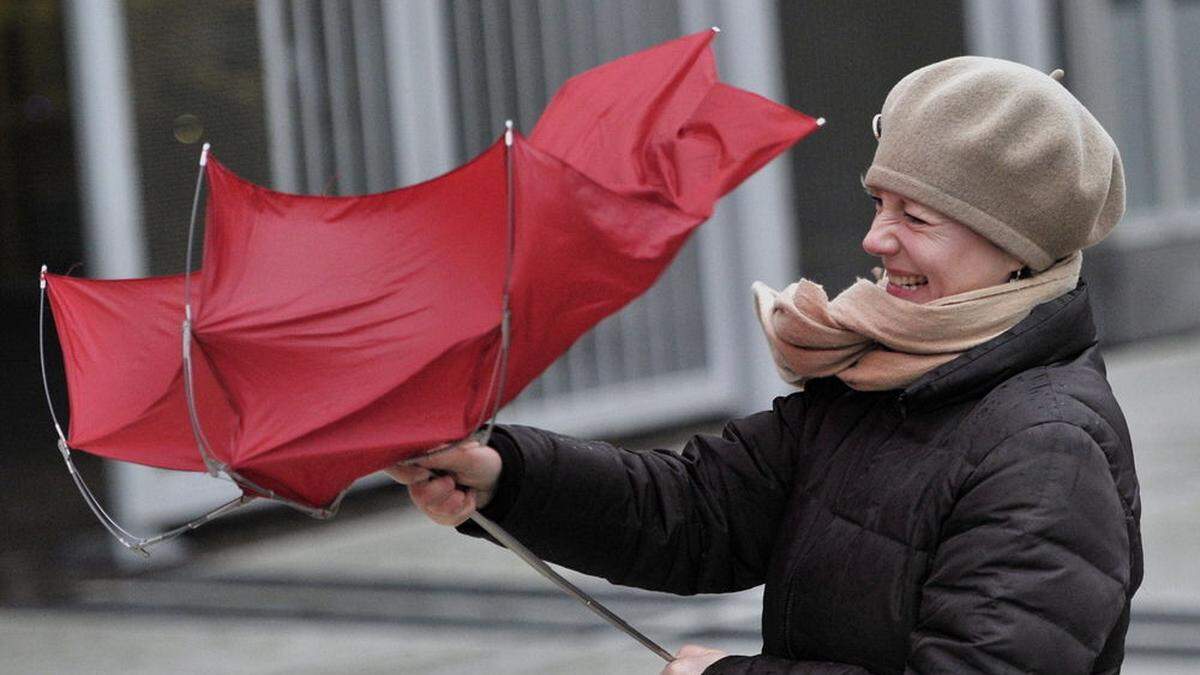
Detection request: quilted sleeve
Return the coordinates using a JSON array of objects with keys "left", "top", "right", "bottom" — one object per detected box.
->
[
  {"left": 905, "top": 422, "right": 1132, "bottom": 673},
  {"left": 458, "top": 392, "right": 808, "bottom": 595}
]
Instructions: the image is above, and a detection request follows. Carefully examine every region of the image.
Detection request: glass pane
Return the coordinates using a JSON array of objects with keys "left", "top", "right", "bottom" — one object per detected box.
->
[
  {"left": 124, "top": 0, "right": 269, "bottom": 275},
  {"left": 0, "top": 3, "right": 82, "bottom": 288}
]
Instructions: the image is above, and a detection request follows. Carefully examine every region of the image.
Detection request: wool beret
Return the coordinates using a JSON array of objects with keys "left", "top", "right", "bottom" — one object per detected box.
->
[{"left": 864, "top": 56, "right": 1125, "bottom": 271}]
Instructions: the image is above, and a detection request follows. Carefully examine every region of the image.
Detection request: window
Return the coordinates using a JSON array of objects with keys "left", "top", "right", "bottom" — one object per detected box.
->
[
  {"left": 1062, "top": 1, "right": 1198, "bottom": 227},
  {"left": 969, "top": 0, "right": 1200, "bottom": 240},
  {"left": 256, "top": 1, "right": 747, "bottom": 437}
]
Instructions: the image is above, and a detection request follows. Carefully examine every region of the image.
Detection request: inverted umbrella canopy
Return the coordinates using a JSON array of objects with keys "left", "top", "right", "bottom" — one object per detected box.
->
[
  {"left": 44, "top": 29, "right": 821, "bottom": 511},
  {"left": 45, "top": 273, "right": 231, "bottom": 471}
]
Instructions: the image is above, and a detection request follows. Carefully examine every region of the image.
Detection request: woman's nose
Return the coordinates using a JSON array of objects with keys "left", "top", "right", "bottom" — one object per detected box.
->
[{"left": 862, "top": 217, "right": 900, "bottom": 257}]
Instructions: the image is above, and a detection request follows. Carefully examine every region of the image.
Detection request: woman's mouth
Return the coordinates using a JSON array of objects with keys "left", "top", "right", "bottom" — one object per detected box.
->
[{"left": 882, "top": 271, "right": 929, "bottom": 299}]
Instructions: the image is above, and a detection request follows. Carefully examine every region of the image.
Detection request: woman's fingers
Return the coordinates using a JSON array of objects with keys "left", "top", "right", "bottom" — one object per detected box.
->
[
  {"left": 414, "top": 441, "right": 501, "bottom": 489},
  {"left": 425, "top": 480, "right": 467, "bottom": 513},
  {"left": 661, "top": 645, "right": 729, "bottom": 675},
  {"left": 444, "top": 490, "right": 477, "bottom": 526},
  {"left": 387, "top": 440, "right": 483, "bottom": 482},
  {"left": 407, "top": 475, "right": 475, "bottom": 521},
  {"left": 392, "top": 439, "right": 500, "bottom": 527},
  {"left": 675, "top": 645, "right": 719, "bottom": 658},
  {"left": 422, "top": 487, "right": 477, "bottom": 527},
  {"left": 408, "top": 474, "right": 454, "bottom": 505},
  {"left": 383, "top": 464, "right": 431, "bottom": 485},
  {"left": 414, "top": 443, "right": 477, "bottom": 474}
]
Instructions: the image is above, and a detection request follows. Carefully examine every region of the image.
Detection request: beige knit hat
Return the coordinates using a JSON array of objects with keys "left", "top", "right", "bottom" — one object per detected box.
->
[{"left": 864, "top": 56, "right": 1125, "bottom": 271}]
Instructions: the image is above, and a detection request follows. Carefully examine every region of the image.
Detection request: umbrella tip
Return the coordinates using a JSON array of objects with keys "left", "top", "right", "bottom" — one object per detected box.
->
[
  {"left": 816, "top": 117, "right": 826, "bottom": 127},
  {"left": 711, "top": 26, "right": 721, "bottom": 33},
  {"left": 504, "top": 119, "right": 514, "bottom": 146},
  {"left": 199, "top": 142, "right": 211, "bottom": 166},
  {"left": 39, "top": 264, "right": 47, "bottom": 288}
]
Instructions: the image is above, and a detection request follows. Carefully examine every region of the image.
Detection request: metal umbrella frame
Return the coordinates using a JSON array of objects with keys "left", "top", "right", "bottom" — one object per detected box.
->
[{"left": 42, "top": 124, "right": 673, "bottom": 661}]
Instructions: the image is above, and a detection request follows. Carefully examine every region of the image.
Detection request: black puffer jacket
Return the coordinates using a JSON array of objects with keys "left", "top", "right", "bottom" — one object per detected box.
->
[{"left": 464, "top": 281, "right": 1142, "bottom": 674}]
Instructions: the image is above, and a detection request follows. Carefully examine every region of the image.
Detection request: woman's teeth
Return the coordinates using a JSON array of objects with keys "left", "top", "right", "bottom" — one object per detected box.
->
[{"left": 887, "top": 273, "right": 928, "bottom": 289}]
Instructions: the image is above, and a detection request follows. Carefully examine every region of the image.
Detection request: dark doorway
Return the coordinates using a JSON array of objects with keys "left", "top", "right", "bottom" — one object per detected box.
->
[
  {"left": 777, "top": 1, "right": 967, "bottom": 291},
  {"left": 0, "top": 2, "right": 111, "bottom": 602}
]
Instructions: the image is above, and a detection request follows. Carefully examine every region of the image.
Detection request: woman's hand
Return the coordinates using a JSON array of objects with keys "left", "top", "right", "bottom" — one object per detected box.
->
[
  {"left": 384, "top": 440, "right": 502, "bottom": 527},
  {"left": 660, "top": 644, "right": 728, "bottom": 674}
]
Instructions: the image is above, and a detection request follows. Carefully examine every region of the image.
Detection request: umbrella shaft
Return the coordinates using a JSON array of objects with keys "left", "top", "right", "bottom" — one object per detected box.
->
[{"left": 467, "top": 511, "right": 674, "bottom": 662}]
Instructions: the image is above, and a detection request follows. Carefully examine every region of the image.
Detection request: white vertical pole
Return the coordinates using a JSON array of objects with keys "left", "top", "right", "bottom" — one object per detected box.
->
[
  {"left": 1010, "top": 0, "right": 1056, "bottom": 72},
  {"left": 63, "top": 0, "right": 147, "bottom": 280},
  {"left": 65, "top": 2, "right": 244, "bottom": 561},
  {"left": 351, "top": 0, "right": 396, "bottom": 193},
  {"left": 256, "top": 0, "right": 302, "bottom": 193},
  {"left": 1060, "top": 1, "right": 1120, "bottom": 128},
  {"left": 963, "top": 0, "right": 1008, "bottom": 61},
  {"left": 965, "top": 0, "right": 1055, "bottom": 71},
  {"left": 679, "top": 0, "right": 800, "bottom": 413},
  {"left": 291, "top": 1, "right": 331, "bottom": 193},
  {"left": 322, "top": 0, "right": 366, "bottom": 195},
  {"left": 380, "top": 0, "right": 457, "bottom": 185},
  {"left": 63, "top": 0, "right": 156, "bottom": 563},
  {"left": 1143, "top": 0, "right": 1188, "bottom": 208}
]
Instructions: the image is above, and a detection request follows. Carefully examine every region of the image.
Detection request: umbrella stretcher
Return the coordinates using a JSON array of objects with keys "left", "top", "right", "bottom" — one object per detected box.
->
[{"left": 39, "top": 29, "right": 820, "bottom": 660}]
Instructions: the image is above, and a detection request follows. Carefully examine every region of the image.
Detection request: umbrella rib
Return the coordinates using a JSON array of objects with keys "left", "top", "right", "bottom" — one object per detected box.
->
[
  {"left": 178, "top": 145, "right": 335, "bottom": 520},
  {"left": 460, "top": 123, "right": 672, "bottom": 663},
  {"left": 473, "top": 120, "right": 518, "bottom": 447},
  {"left": 39, "top": 267, "right": 252, "bottom": 556},
  {"left": 182, "top": 143, "right": 226, "bottom": 477}
]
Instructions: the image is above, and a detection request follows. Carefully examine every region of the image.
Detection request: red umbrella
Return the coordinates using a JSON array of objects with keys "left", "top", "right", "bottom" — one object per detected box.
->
[
  {"left": 43, "top": 26, "right": 818, "bottom": 556},
  {"left": 42, "top": 27, "right": 820, "bottom": 660}
]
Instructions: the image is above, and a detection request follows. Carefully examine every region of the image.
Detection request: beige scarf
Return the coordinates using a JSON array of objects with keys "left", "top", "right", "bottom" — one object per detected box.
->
[{"left": 751, "top": 251, "right": 1082, "bottom": 391}]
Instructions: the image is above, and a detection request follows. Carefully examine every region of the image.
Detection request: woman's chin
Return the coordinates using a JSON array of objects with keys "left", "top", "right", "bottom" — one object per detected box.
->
[{"left": 886, "top": 282, "right": 932, "bottom": 303}]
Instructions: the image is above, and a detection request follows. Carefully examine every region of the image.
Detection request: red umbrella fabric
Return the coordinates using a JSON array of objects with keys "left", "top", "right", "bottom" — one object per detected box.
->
[
  {"left": 46, "top": 273, "right": 233, "bottom": 471},
  {"left": 45, "top": 29, "right": 820, "bottom": 510}
]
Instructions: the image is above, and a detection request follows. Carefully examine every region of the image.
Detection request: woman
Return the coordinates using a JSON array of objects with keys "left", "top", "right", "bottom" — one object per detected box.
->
[{"left": 388, "top": 56, "right": 1141, "bottom": 674}]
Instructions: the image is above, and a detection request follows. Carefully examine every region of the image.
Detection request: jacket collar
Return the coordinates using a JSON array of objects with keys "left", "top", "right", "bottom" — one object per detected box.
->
[{"left": 900, "top": 280, "right": 1098, "bottom": 411}]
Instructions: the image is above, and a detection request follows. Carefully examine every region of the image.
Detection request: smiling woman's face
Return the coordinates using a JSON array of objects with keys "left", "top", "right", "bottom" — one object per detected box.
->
[{"left": 861, "top": 187, "right": 1024, "bottom": 303}]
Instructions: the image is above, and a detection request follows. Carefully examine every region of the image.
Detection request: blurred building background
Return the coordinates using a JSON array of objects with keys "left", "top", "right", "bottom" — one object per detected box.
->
[{"left": 1, "top": 0, "right": 1197, "bottom": 672}]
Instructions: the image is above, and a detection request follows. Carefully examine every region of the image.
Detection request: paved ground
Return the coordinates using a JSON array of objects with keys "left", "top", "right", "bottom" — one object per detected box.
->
[
  {"left": 3, "top": 333, "right": 1199, "bottom": 673},
  {"left": 1106, "top": 336, "right": 1200, "bottom": 615}
]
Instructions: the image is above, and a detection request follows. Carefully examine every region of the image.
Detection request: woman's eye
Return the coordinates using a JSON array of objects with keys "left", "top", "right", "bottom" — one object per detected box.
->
[
  {"left": 870, "top": 195, "right": 882, "bottom": 208},
  {"left": 904, "top": 213, "right": 928, "bottom": 225}
]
